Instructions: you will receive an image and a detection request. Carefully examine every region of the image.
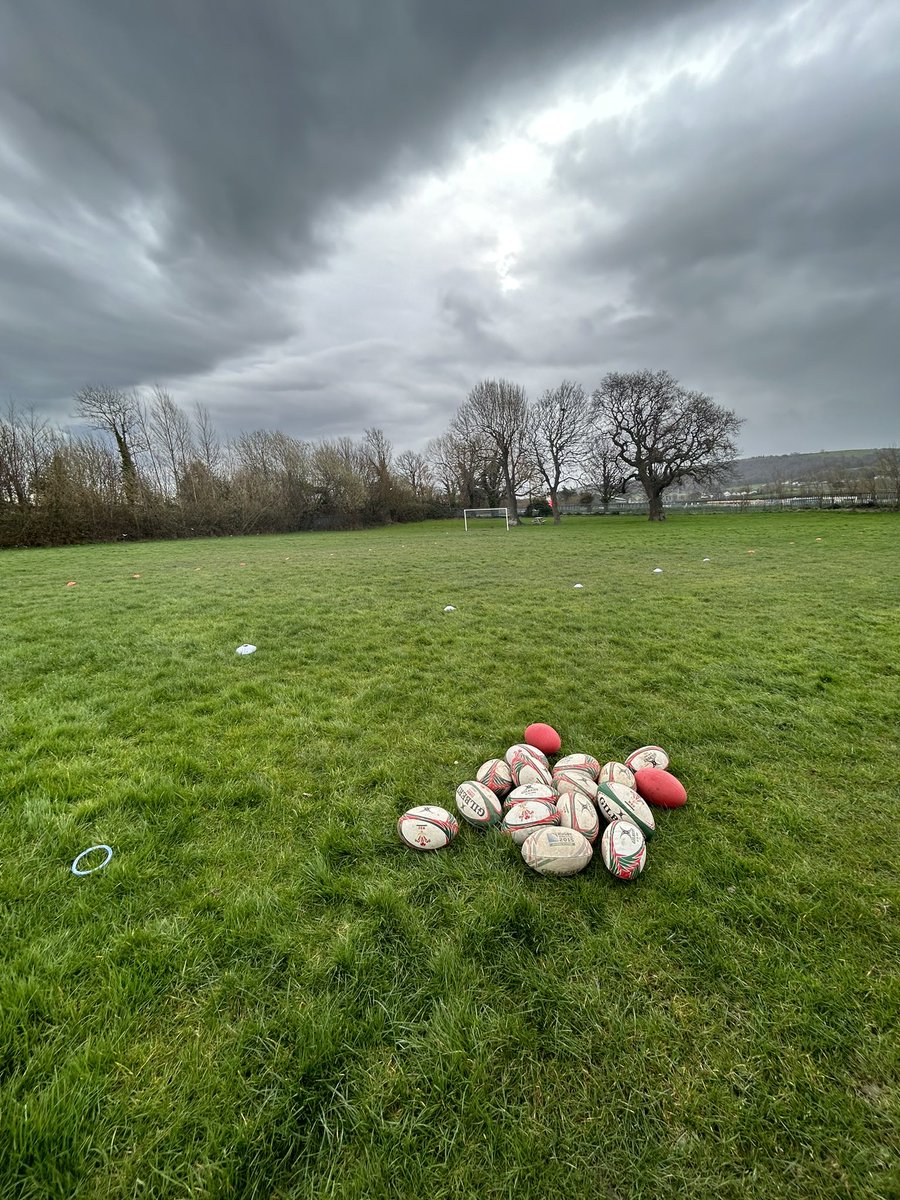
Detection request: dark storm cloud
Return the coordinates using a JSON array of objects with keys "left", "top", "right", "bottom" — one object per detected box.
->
[
  {"left": 0, "top": 236, "right": 295, "bottom": 393},
  {"left": 0, "top": 0, "right": 720, "bottom": 415},
  {"left": 542, "top": 2, "right": 900, "bottom": 449},
  {"left": 3, "top": 0, "right": 717, "bottom": 261}
]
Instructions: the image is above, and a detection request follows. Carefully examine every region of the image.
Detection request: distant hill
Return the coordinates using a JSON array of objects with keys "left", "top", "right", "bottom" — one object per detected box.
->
[{"left": 726, "top": 448, "right": 890, "bottom": 488}]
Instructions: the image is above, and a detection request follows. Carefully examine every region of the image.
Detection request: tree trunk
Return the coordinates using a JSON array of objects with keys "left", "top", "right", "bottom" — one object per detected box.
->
[
  {"left": 502, "top": 467, "right": 518, "bottom": 525},
  {"left": 647, "top": 488, "right": 665, "bottom": 521},
  {"left": 551, "top": 487, "right": 561, "bottom": 523},
  {"left": 113, "top": 431, "right": 139, "bottom": 505}
]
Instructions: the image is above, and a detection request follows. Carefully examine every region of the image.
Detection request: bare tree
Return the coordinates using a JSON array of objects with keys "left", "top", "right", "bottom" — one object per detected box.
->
[
  {"left": 427, "top": 433, "right": 458, "bottom": 504},
  {"left": 0, "top": 403, "right": 53, "bottom": 506},
  {"left": 35, "top": 431, "right": 122, "bottom": 541},
  {"left": 193, "top": 402, "right": 222, "bottom": 474},
  {"left": 147, "top": 387, "right": 194, "bottom": 496},
  {"left": 229, "top": 429, "right": 314, "bottom": 530},
  {"left": 0, "top": 409, "right": 28, "bottom": 505},
  {"left": 172, "top": 401, "right": 227, "bottom": 515},
  {"left": 453, "top": 379, "right": 529, "bottom": 523},
  {"left": 592, "top": 370, "right": 743, "bottom": 521},
  {"left": 427, "top": 431, "right": 483, "bottom": 508},
  {"left": 362, "top": 428, "right": 392, "bottom": 470},
  {"left": 175, "top": 459, "right": 227, "bottom": 521},
  {"left": 395, "top": 449, "right": 432, "bottom": 497},
  {"left": 361, "top": 427, "right": 396, "bottom": 519},
  {"left": 528, "top": 380, "right": 591, "bottom": 524},
  {"left": 130, "top": 399, "right": 163, "bottom": 498},
  {"left": 583, "top": 432, "right": 631, "bottom": 513},
  {"left": 313, "top": 438, "right": 368, "bottom": 524},
  {"left": 73, "top": 385, "right": 142, "bottom": 504}
]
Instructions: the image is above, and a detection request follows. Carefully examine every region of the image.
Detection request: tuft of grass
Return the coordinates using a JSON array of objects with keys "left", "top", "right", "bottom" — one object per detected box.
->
[{"left": 1, "top": 512, "right": 898, "bottom": 1199}]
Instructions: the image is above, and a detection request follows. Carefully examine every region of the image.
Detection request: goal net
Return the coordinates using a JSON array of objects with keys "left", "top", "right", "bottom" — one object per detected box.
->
[{"left": 463, "top": 507, "right": 510, "bottom": 531}]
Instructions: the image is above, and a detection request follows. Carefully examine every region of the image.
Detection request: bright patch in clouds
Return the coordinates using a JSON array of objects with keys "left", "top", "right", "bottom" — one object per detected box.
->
[{"left": 484, "top": 227, "right": 523, "bottom": 292}]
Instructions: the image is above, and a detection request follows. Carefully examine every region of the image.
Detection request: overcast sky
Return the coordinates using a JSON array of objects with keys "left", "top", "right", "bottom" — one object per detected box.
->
[{"left": 1, "top": 0, "right": 897, "bottom": 457}]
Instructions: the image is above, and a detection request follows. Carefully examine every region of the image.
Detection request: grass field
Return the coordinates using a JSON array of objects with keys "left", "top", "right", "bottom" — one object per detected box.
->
[{"left": 1, "top": 512, "right": 898, "bottom": 1200}]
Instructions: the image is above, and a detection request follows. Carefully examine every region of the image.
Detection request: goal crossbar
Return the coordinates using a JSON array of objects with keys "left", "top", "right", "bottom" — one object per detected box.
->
[{"left": 463, "top": 507, "right": 510, "bottom": 531}]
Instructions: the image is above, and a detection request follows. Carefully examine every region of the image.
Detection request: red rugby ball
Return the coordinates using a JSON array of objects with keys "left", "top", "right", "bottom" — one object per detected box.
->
[
  {"left": 524, "top": 722, "right": 561, "bottom": 756},
  {"left": 633, "top": 767, "right": 687, "bottom": 808}
]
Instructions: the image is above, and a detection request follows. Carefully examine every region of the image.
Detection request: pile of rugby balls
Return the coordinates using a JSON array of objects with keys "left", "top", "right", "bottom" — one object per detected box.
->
[{"left": 397, "top": 723, "right": 687, "bottom": 881}]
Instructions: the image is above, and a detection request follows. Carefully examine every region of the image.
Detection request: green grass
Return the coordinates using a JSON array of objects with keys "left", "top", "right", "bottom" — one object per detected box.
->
[{"left": 1, "top": 512, "right": 898, "bottom": 1200}]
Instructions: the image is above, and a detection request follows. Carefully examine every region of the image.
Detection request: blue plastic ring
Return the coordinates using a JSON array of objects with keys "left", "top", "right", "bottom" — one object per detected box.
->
[{"left": 71, "top": 845, "right": 113, "bottom": 875}]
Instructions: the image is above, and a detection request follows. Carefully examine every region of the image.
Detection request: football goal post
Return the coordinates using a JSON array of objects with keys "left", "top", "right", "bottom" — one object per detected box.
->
[{"left": 463, "top": 507, "right": 510, "bottom": 531}]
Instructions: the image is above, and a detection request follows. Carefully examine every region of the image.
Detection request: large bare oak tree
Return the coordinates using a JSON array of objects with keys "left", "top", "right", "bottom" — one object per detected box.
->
[{"left": 592, "top": 370, "right": 743, "bottom": 520}]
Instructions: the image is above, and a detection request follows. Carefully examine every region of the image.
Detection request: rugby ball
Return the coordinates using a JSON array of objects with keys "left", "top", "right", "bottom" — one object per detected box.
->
[
  {"left": 554, "top": 753, "right": 601, "bottom": 780},
  {"left": 634, "top": 768, "right": 687, "bottom": 809},
  {"left": 596, "top": 781, "right": 656, "bottom": 840},
  {"left": 505, "top": 744, "right": 553, "bottom": 787},
  {"left": 476, "top": 758, "right": 515, "bottom": 799},
  {"left": 502, "top": 799, "right": 559, "bottom": 845},
  {"left": 505, "top": 743, "right": 549, "bottom": 769},
  {"left": 455, "top": 781, "right": 503, "bottom": 828},
  {"left": 598, "top": 761, "right": 636, "bottom": 789},
  {"left": 524, "top": 722, "right": 562, "bottom": 756},
  {"left": 625, "top": 745, "right": 670, "bottom": 772},
  {"left": 552, "top": 771, "right": 598, "bottom": 803},
  {"left": 522, "top": 827, "right": 593, "bottom": 877},
  {"left": 504, "top": 782, "right": 556, "bottom": 812},
  {"left": 397, "top": 805, "right": 459, "bottom": 851},
  {"left": 555, "top": 792, "right": 600, "bottom": 843},
  {"left": 601, "top": 819, "right": 647, "bottom": 880}
]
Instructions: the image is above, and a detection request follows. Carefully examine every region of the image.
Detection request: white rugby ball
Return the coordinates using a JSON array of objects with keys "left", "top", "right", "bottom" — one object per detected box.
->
[
  {"left": 598, "top": 761, "right": 636, "bottom": 789},
  {"left": 596, "top": 782, "right": 656, "bottom": 840},
  {"left": 397, "top": 805, "right": 459, "bottom": 851},
  {"left": 553, "top": 753, "right": 601, "bottom": 780},
  {"left": 601, "top": 819, "right": 647, "bottom": 880},
  {"left": 502, "top": 799, "right": 559, "bottom": 845},
  {"left": 455, "top": 781, "right": 503, "bottom": 828},
  {"left": 505, "top": 742, "right": 549, "bottom": 769},
  {"left": 475, "top": 758, "right": 515, "bottom": 799},
  {"left": 555, "top": 792, "right": 600, "bottom": 843},
  {"left": 625, "top": 745, "right": 670, "bottom": 772},
  {"left": 522, "top": 827, "right": 593, "bottom": 876},
  {"left": 504, "top": 782, "right": 556, "bottom": 812},
  {"left": 552, "top": 770, "right": 598, "bottom": 803},
  {"left": 505, "top": 744, "right": 553, "bottom": 787}
]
